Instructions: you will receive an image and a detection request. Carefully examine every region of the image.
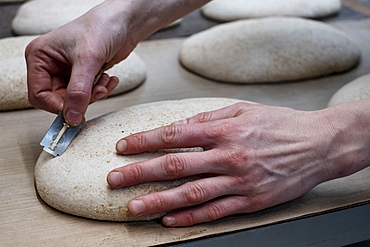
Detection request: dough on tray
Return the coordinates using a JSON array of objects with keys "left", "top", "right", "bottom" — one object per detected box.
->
[
  {"left": 0, "top": 36, "right": 146, "bottom": 111},
  {"left": 12, "top": 0, "right": 181, "bottom": 35},
  {"left": 35, "top": 97, "right": 245, "bottom": 221},
  {"left": 202, "top": 0, "right": 341, "bottom": 22},
  {"left": 12, "top": 0, "right": 103, "bottom": 35},
  {"left": 328, "top": 73, "right": 370, "bottom": 107},
  {"left": 179, "top": 17, "right": 360, "bottom": 84}
]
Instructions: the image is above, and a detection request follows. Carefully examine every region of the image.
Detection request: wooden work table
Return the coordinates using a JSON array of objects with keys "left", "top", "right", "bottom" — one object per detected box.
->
[{"left": 1, "top": 2, "right": 370, "bottom": 246}]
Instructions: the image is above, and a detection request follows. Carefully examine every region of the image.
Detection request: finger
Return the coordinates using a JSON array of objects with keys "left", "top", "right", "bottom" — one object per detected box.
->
[
  {"left": 127, "top": 176, "right": 235, "bottom": 217},
  {"left": 105, "top": 76, "right": 119, "bottom": 93},
  {"left": 173, "top": 102, "right": 255, "bottom": 125},
  {"left": 91, "top": 85, "right": 108, "bottom": 103},
  {"left": 63, "top": 62, "right": 104, "bottom": 126},
  {"left": 116, "top": 122, "right": 219, "bottom": 154},
  {"left": 162, "top": 196, "right": 252, "bottom": 227},
  {"left": 90, "top": 74, "right": 119, "bottom": 103},
  {"left": 91, "top": 73, "right": 109, "bottom": 103},
  {"left": 107, "top": 150, "right": 228, "bottom": 188},
  {"left": 26, "top": 59, "right": 64, "bottom": 114}
]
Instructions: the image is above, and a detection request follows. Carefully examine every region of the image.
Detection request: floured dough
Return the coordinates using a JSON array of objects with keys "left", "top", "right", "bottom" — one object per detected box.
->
[
  {"left": 35, "top": 97, "right": 244, "bottom": 221},
  {"left": 12, "top": 0, "right": 104, "bottom": 35},
  {"left": 12, "top": 0, "right": 181, "bottom": 35},
  {"left": 179, "top": 17, "right": 360, "bottom": 84},
  {"left": 327, "top": 73, "right": 370, "bottom": 107},
  {"left": 0, "top": 36, "right": 146, "bottom": 111},
  {"left": 202, "top": 0, "right": 341, "bottom": 22}
]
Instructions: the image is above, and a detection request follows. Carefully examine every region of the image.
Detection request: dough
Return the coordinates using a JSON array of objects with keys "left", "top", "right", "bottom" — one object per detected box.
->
[
  {"left": 0, "top": 36, "right": 146, "bottom": 111},
  {"left": 179, "top": 17, "right": 360, "bottom": 84},
  {"left": 12, "top": 0, "right": 104, "bottom": 35},
  {"left": 327, "top": 73, "right": 370, "bottom": 107},
  {"left": 35, "top": 97, "right": 244, "bottom": 221},
  {"left": 12, "top": 0, "right": 181, "bottom": 35},
  {"left": 202, "top": 0, "right": 341, "bottom": 22}
]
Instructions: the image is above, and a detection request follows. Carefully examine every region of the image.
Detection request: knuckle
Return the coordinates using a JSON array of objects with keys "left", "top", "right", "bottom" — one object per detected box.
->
[
  {"left": 128, "top": 163, "right": 145, "bottom": 182},
  {"left": 193, "top": 111, "right": 214, "bottom": 123},
  {"left": 184, "top": 182, "right": 206, "bottom": 204},
  {"left": 75, "top": 45, "right": 100, "bottom": 62},
  {"left": 28, "top": 92, "right": 40, "bottom": 107},
  {"left": 130, "top": 133, "right": 148, "bottom": 151},
  {"left": 206, "top": 202, "right": 224, "bottom": 221},
  {"left": 29, "top": 92, "right": 58, "bottom": 112},
  {"left": 163, "top": 154, "right": 185, "bottom": 178},
  {"left": 150, "top": 193, "right": 167, "bottom": 211},
  {"left": 25, "top": 37, "right": 41, "bottom": 56},
  {"left": 68, "top": 88, "right": 90, "bottom": 103},
  {"left": 182, "top": 211, "right": 197, "bottom": 225},
  {"left": 232, "top": 102, "right": 248, "bottom": 114},
  {"left": 217, "top": 148, "right": 248, "bottom": 171},
  {"left": 160, "top": 125, "right": 181, "bottom": 146},
  {"left": 244, "top": 196, "right": 266, "bottom": 212},
  {"left": 210, "top": 121, "right": 236, "bottom": 140}
]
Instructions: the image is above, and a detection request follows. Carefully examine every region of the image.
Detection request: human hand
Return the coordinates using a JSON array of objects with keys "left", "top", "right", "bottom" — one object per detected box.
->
[
  {"left": 25, "top": 1, "right": 137, "bottom": 125},
  {"left": 107, "top": 102, "right": 353, "bottom": 227},
  {"left": 25, "top": 0, "right": 211, "bottom": 126}
]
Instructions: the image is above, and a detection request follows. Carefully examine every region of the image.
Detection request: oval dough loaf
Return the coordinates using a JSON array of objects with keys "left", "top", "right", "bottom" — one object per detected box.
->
[
  {"left": 12, "top": 0, "right": 104, "bottom": 35},
  {"left": 12, "top": 0, "right": 181, "bottom": 35},
  {"left": 35, "top": 98, "right": 244, "bottom": 221},
  {"left": 202, "top": 0, "right": 341, "bottom": 22},
  {"left": 327, "top": 73, "right": 370, "bottom": 107},
  {"left": 179, "top": 17, "right": 360, "bottom": 84},
  {"left": 0, "top": 36, "right": 146, "bottom": 111}
]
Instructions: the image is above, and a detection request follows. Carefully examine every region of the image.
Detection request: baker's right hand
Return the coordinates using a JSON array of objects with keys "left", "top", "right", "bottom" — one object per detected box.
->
[
  {"left": 25, "top": 0, "right": 212, "bottom": 126},
  {"left": 25, "top": 0, "right": 137, "bottom": 126}
]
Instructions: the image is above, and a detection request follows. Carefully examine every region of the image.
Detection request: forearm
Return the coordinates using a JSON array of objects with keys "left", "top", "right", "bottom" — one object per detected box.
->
[
  {"left": 94, "top": 0, "right": 211, "bottom": 45},
  {"left": 321, "top": 98, "right": 370, "bottom": 180}
]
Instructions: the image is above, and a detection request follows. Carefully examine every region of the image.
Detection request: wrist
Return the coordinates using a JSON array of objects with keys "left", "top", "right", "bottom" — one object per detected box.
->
[{"left": 319, "top": 99, "right": 370, "bottom": 180}]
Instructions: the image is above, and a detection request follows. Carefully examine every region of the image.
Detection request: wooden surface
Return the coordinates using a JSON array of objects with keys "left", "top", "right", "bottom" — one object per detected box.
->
[{"left": 1, "top": 16, "right": 370, "bottom": 246}]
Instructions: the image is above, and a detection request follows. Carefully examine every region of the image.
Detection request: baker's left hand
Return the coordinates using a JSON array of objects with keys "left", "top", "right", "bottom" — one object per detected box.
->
[{"left": 106, "top": 102, "right": 355, "bottom": 227}]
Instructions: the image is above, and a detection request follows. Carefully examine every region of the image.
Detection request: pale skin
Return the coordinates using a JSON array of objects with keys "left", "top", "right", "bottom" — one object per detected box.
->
[{"left": 26, "top": 0, "right": 370, "bottom": 227}]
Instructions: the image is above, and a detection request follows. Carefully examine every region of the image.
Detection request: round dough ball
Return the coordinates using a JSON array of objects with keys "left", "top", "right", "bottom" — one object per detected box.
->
[
  {"left": 328, "top": 73, "right": 370, "bottom": 107},
  {"left": 0, "top": 36, "right": 146, "bottom": 111},
  {"left": 179, "top": 17, "right": 360, "bottom": 84},
  {"left": 202, "top": 0, "right": 341, "bottom": 22},
  {"left": 35, "top": 97, "right": 245, "bottom": 221}
]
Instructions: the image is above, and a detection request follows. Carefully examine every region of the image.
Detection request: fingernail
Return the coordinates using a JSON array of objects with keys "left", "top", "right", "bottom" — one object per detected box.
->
[
  {"left": 163, "top": 216, "right": 177, "bottom": 226},
  {"left": 129, "top": 199, "right": 145, "bottom": 216},
  {"left": 116, "top": 139, "right": 127, "bottom": 153},
  {"left": 172, "top": 119, "right": 187, "bottom": 125},
  {"left": 65, "top": 110, "right": 83, "bottom": 126},
  {"left": 107, "top": 171, "right": 123, "bottom": 188}
]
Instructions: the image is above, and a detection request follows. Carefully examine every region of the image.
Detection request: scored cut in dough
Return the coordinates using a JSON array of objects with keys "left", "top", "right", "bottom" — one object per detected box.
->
[
  {"left": 202, "top": 0, "right": 341, "bottom": 22},
  {"left": 179, "top": 17, "right": 361, "bottom": 84},
  {"left": 35, "top": 97, "right": 245, "bottom": 221},
  {"left": 12, "top": 0, "right": 181, "bottom": 35},
  {"left": 327, "top": 73, "right": 370, "bottom": 107},
  {"left": 0, "top": 36, "right": 146, "bottom": 111}
]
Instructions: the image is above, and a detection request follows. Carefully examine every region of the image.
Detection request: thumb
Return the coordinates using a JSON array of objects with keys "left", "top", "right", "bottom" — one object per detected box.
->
[{"left": 63, "top": 62, "right": 102, "bottom": 126}]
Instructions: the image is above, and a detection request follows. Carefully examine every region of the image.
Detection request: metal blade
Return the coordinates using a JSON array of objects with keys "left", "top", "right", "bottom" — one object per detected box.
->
[
  {"left": 40, "top": 112, "right": 81, "bottom": 156},
  {"left": 39, "top": 62, "right": 108, "bottom": 156}
]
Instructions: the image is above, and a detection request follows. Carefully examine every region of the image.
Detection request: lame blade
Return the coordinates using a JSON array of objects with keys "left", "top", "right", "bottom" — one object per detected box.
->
[
  {"left": 39, "top": 62, "right": 107, "bottom": 156},
  {"left": 40, "top": 112, "right": 81, "bottom": 156}
]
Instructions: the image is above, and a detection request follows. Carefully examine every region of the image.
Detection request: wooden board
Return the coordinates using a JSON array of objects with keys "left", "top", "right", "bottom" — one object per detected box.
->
[
  {"left": 1, "top": 19, "right": 370, "bottom": 247},
  {"left": 343, "top": 0, "right": 370, "bottom": 16}
]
